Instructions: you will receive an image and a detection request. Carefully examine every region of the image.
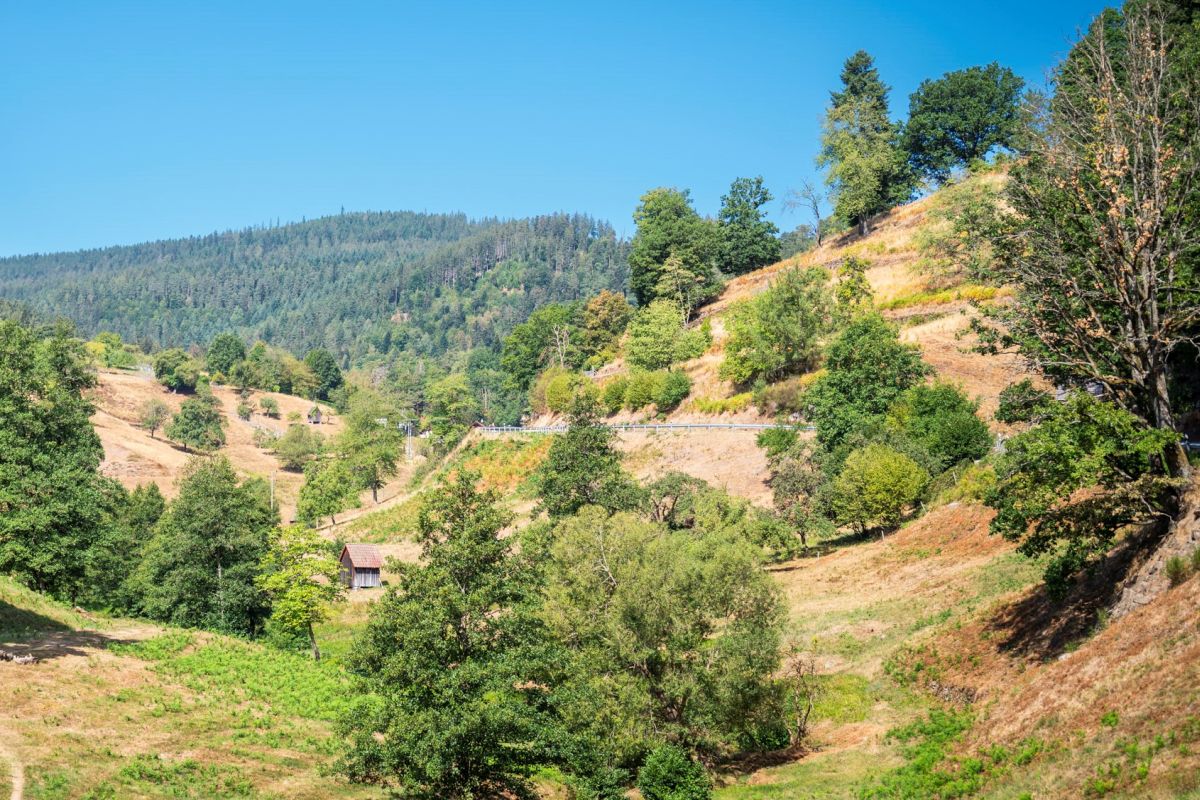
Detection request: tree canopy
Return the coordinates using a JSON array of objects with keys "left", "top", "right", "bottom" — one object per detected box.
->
[
  {"left": 0, "top": 320, "right": 115, "bottom": 599},
  {"left": 628, "top": 188, "right": 719, "bottom": 309},
  {"left": 717, "top": 176, "right": 781, "bottom": 275},
  {"left": 904, "top": 63, "right": 1024, "bottom": 183}
]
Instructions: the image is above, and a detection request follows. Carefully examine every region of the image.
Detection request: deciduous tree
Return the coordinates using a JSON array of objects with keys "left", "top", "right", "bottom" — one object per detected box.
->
[
  {"left": 257, "top": 524, "right": 345, "bottom": 660},
  {"left": 717, "top": 176, "right": 781, "bottom": 275},
  {"left": 904, "top": 63, "right": 1024, "bottom": 183}
]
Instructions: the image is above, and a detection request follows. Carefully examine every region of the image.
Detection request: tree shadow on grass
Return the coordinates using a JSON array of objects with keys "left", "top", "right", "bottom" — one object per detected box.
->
[
  {"left": 0, "top": 601, "right": 142, "bottom": 662},
  {"left": 984, "top": 522, "right": 1165, "bottom": 662}
]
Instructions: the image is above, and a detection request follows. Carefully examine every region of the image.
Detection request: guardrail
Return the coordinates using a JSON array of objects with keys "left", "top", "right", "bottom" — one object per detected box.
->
[{"left": 478, "top": 422, "right": 815, "bottom": 434}]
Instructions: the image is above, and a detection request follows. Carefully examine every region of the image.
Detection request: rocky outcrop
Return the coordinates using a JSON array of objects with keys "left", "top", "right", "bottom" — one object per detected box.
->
[{"left": 1110, "top": 477, "right": 1200, "bottom": 619}]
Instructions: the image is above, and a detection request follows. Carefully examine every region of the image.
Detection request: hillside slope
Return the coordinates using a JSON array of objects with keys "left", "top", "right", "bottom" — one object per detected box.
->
[
  {"left": 0, "top": 576, "right": 378, "bottom": 800},
  {"left": 0, "top": 211, "right": 629, "bottom": 366}
]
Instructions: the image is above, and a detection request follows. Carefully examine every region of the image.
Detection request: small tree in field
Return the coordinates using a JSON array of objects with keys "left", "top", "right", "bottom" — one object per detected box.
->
[
  {"left": 259, "top": 396, "right": 280, "bottom": 418},
  {"left": 165, "top": 393, "right": 225, "bottom": 452},
  {"left": 297, "top": 458, "right": 360, "bottom": 525},
  {"left": 257, "top": 525, "right": 345, "bottom": 661},
  {"left": 139, "top": 398, "right": 171, "bottom": 439},
  {"left": 832, "top": 443, "right": 929, "bottom": 536}
]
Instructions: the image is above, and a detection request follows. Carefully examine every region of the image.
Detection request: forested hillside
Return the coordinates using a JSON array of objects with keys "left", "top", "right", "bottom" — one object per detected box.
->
[{"left": 0, "top": 211, "right": 629, "bottom": 367}]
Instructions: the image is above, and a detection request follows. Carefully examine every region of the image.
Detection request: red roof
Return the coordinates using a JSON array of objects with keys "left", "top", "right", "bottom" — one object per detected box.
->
[{"left": 341, "top": 543, "right": 383, "bottom": 569}]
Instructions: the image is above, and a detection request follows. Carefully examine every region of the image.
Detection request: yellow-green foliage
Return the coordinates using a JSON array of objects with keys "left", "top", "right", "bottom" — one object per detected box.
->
[
  {"left": 625, "top": 370, "right": 664, "bottom": 409},
  {"left": 878, "top": 284, "right": 1002, "bottom": 311},
  {"left": 693, "top": 393, "right": 754, "bottom": 414},
  {"left": 932, "top": 462, "right": 997, "bottom": 506},
  {"left": 344, "top": 494, "right": 424, "bottom": 543},
  {"left": 457, "top": 436, "right": 553, "bottom": 494},
  {"left": 346, "top": 437, "right": 553, "bottom": 542}
]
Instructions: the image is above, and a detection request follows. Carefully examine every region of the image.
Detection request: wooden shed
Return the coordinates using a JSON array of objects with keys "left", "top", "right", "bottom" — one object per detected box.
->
[{"left": 339, "top": 544, "right": 382, "bottom": 589}]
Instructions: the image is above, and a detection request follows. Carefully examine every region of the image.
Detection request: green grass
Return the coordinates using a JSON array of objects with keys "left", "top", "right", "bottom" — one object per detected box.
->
[
  {"left": 716, "top": 749, "right": 902, "bottom": 799},
  {"left": 113, "top": 632, "right": 355, "bottom": 722},
  {"left": 344, "top": 436, "right": 551, "bottom": 543},
  {"left": 343, "top": 492, "right": 425, "bottom": 543},
  {"left": 812, "top": 674, "right": 874, "bottom": 724},
  {"left": 0, "top": 575, "right": 108, "bottom": 642}
]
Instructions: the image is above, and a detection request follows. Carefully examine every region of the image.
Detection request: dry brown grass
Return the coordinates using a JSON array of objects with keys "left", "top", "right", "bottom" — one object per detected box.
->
[{"left": 90, "top": 369, "right": 423, "bottom": 524}]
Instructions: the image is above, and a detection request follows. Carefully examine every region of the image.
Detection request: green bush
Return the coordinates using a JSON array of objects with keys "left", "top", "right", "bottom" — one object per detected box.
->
[
  {"left": 1165, "top": 556, "right": 1190, "bottom": 587},
  {"left": 235, "top": 402, "right": 252, "bottom": 420},
  {"left": 754, "top": 375, "right": 810, "bottom": 416},
  {"left": 757, "top": 427, "right": 799, "bottom": 458},
  {"left": 720, "top": 267, "right": 833, "bottom": 385},
  {"left": 1192, "top": 547, "right": 1200, "bottom": 573},
  {"left": 637, "top": 745, "right": 710, "bottom": 800},
  {"left": 259, "top": 396, "right": 280, "bottom": 418},
  {"left": 888, "top": 382, "right": 991, "bottom": 471},
  {"left": 545, "top": 370, "right": 583, "bottom": 414},
  {"left": 994, "top": 379, "right": 1054, "bottom": 424},
  {"left": 655, "top": 370, "right": 692, "bottom": 411},
  {"left": 625, "top": 371, "right": 664, "bottom": 410},
  {"left": 832, "top": 443, "right": 930, "bottom": 533},
  {"left": 602, "top": 376, "right": 628, "bottom": 414}
]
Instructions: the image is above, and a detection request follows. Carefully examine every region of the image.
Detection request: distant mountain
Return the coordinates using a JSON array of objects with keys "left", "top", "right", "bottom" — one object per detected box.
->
[{"left": 0, "top": 211, "right": 630, "bottom": 366}]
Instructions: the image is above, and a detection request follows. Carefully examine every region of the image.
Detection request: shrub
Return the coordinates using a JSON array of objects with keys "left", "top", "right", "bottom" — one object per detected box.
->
[
  {"left": 757, "top": 427, "right": 799, "bottom": 458},
  {"left": 754, "top": 374, "right": 813, "bottom": 416},
  {"left": 803, "top": 315, "right": 929, "bottom": 449},
  {"left": 832, "top": 443, "right": 930, "bottom": 534},
  {"left": 235, "top": 402, "right": 252, "bottom": 420},
  {"left": 1192, "top": 547, "right": 1200, "bottom": 573},
  {"left": 986, "top": 393, "right": 1181, "bottom": 596},
  {"left": 626, "top": 299, "right": 690, "bottom": 370},
  {"left": 601, "top": 376, "right": 628, "bottom": 415},
  {"left": 545, "top": 370, "right": 583, "bottom": 414},
  {"left": 273, "top": 424, "right": 324, "bottom": 472},
  {"left": 259, "top": 397, "right": 280, "bottom": 418},
  {"left": 889, "top": 382, "right": 991, "bottom": 471},
  {"left": 625, "top": 371, "right": 664, "bottom": 410},
  {"left": 655, "top": 370, "right": 692, "bottom": 411},
  {"left": 1165, "top": 556, "right": 1190, "bottom": 587},
  {"left": 720, "top": 267, "right": 833, "bottom": 385},
  {"left": 637, "top": 745, "right": 710, "bottom": 800}
]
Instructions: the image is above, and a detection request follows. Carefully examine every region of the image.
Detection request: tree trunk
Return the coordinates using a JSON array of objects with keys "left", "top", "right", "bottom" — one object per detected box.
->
[
  {"left": 308, "top": 621, "right": 321, "bottom": 662},
  {"left": 1149, "top": 368, "right": 1192, "bottom": 479},
  {"left": 372, "top": 484, "right": 379, "bottom": 503}
]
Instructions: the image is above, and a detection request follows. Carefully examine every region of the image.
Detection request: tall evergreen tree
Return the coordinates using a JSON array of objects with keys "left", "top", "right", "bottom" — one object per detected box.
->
[
  {"left": 818, "top": 51, "right": 915, "bottom": 235},
  {"left": 717, "top": 176, "right": 782, "bottom": 275}
]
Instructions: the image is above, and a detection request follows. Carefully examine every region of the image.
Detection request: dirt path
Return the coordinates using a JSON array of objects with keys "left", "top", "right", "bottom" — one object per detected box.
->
[{"left": 0, "top": 737, "right": 23, "bottom": 800}]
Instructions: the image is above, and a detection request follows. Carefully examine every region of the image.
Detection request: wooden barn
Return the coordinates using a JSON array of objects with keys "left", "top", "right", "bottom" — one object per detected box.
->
[{"left": 339, "top": 543, "right": 382, "bottom": 589}]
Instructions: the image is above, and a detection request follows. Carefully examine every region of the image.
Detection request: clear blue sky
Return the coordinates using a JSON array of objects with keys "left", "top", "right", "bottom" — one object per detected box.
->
[{"left": 1, "top": 0, "right": 1111, "bottom": 257}]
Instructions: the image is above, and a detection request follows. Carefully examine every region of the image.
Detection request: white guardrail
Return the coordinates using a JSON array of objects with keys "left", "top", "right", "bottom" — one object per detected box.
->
[{"left": 478, "top": 422, "right": 815, "bottom": 433}]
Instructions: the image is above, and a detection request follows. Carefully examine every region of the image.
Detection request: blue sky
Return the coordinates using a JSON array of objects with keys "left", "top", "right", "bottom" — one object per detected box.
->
[{"left": 1, "top": 0, "right": 1110, "bottom": 256}]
